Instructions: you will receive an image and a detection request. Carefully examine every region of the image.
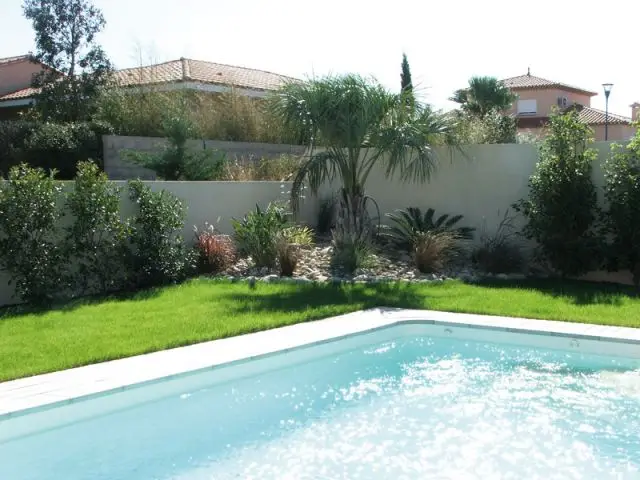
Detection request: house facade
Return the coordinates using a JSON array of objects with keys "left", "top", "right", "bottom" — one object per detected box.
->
[
  {"left": 0, "top": 56, "right": 298, "bottom": 118},
  {"left": 502, "top": 71, "right": 637, "bottom": 141},
  {"left": 0, "top": 55, "right": 48, "bottom": 119}
]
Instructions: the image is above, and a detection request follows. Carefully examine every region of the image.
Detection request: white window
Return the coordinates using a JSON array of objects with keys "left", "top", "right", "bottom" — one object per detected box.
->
[{"left": 517, "top": 99, "right": 537, "bottom": 115}]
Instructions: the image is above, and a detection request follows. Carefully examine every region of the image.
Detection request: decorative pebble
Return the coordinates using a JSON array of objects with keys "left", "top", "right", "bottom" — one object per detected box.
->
[{"left": 211, "top": 242, "right": 526, "bottom": 285}]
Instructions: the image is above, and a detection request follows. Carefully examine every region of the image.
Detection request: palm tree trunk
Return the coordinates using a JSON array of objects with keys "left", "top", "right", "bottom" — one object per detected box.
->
[{"left": 332, "top": 187, "right": 372, "bottom": 249}]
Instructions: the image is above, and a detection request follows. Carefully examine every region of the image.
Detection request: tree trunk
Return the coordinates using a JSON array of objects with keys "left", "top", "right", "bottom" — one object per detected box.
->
[{"left": 331, "top": 187, "right": 374, "bottom": 273}]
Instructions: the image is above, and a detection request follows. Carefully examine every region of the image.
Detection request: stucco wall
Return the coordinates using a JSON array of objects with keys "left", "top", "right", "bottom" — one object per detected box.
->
[
  {"left": 507, "top": 88, "right": 593, "bottom": 117},
  {"left": 103, "top": 135, "right": 307, "bottom": 180},
  {"left": 591, "top": 124, "right": 636, "bottom": 142},
  {"left": 519, "top": 124, "right": 636, "bottom": 142},
  {"left": 0, "top": 141, "right": 628, "bottom": 307},
  {"left": 0, "top": 60, "right": 44, "bottom": 96}
]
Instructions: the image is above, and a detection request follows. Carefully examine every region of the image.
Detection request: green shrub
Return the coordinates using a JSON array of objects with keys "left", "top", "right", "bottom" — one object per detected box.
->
[
  {"left": 0, "top": 120, "right": 38, "bottom": 176},
  {"left": 127, "top": 180, "right": 194, "bottom": 288},
  {"left": 0, "top": 121, "right": 113, "bottom": 179},
  {"left": 123, "top": 116, "right": 226, "bottom": 180},
  {"left": 65, "top": 161, "right": 129, "bottom": 295},
  {"left": 472, "top": 210, "right": 525, "bottom": 274},
  {"left": 602, "top": 128, "right": 640, "bottom": 285},
  {"left": 382, "top": 207, "right": 475, "bottom": 251},
  {"left": 0, "top": 164, "right": 65, "bottom": 304},
  {"left": 453, "top": 110, "right": 517, "bottom": 144},
  {"left": 232, "top": 203, "right": 289, "bottom": 269},
  {"left": 512, "top": 111, "right": 600, "bottom": 276}
]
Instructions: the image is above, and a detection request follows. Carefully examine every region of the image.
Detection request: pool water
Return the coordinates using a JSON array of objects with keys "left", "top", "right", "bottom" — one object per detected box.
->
[{"left": 2, "top": 330, "right": 640, "bottom": 479}]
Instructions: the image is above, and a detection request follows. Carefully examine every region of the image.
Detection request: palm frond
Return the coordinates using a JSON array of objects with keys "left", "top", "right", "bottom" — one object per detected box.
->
[
  {"left": 372, "top": 104, "right": 454, "bottom": 185},
  {"left": 290, "top": 150, "right": 338, "bottom": 213}
]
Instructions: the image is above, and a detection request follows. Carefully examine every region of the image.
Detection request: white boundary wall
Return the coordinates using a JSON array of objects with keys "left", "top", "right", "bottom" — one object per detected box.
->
[{"left": 0, "top": 141, "right": 626, "bottom": 306}]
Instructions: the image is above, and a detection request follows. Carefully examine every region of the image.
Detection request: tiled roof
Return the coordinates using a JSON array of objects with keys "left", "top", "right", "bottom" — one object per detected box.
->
[
  {"left": 577, "top": 106, "right": 631, "bottom": 125},
  {"left": 0, "top": 57, "right": 298, "bottom": 103},
  {"left": 114, "top": 58, "right": 299, "bottom": 92},
  {"left": 0, "top": 55, "right": 31, "bottom": 65},
  {"left": 0, "top": 87, "right": 39, "bottom": 102},
  {"left": 502, "top": 73, "right": 597, "bottom": 96}
]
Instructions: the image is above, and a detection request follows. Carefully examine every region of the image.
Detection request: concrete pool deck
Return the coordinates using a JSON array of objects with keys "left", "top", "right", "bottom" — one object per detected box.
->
[{"left": 2, "top": 308, "right": 640, "bottom": 419}]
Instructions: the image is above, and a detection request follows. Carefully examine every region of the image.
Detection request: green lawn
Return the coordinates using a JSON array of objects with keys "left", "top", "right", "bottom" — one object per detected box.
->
[{"left": 1, "top": 278, "right": 639, "bottom": 382}]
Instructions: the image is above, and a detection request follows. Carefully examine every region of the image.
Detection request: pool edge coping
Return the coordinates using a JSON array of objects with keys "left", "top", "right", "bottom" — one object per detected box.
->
[{"left": 2, "top": 308, "right": 640, "bottom": 419}]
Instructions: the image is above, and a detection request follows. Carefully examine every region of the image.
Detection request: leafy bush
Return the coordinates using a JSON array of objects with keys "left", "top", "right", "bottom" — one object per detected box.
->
[
  {"left": 0, "top": 120, "right": 112, "bottom": 179},
  {"left": 0, "top": 164, "right": 65, "bottom": 304},
  {"left": 194, "top": 224, "right": 236, "bottom": 274},
  {"left": 23, "top": 121, "right": 112, "bottom": 179},
  {"left": 453, "top": 110, "right": 517, "bottom": 144},
  {"left": 512, "top": 111, "right": 600, "bottom": 276},
  {"left": 602, "top": 129, "right": 640, "bottom": 285},
  {"left": 413, "top": 231, "right": 458, "bottom": 273},
  {"left": 232, "top": 203, "right": 289, "bottom": 268},
  {"left": 123, "top": 116, "right": 227, "bottom": 180},
  {"left": 65, "top": 161, "right": 129, "bottom": 295},
  {"left": 472, "top": 210, "right": 525, "bottom": 274},
  {"left": 383, "top": 207, "right": 475, "bottom": 250},
  {"left": 127, "top": 180, "right": 194, "bottom": 288},
  {"left": 0, "top": 120, "right": 37, "bottom": 176}
]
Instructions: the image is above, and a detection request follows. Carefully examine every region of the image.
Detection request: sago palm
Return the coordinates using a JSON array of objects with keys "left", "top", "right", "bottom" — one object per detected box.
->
[
  {"left": 383, "top": 207, "right": 475, "bottom": 251},
  {"left": 270, "top": 74, "right": 453, "bottom": 255}
]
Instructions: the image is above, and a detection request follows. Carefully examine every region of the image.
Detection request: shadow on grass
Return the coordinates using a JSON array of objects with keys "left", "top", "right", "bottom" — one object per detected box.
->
[
  {"left": 217, "top": 281, "right": 428, "bottom": 315},
  {"left": 0, "top": 285, "right": 164, "bottom": 320},
  {"left": 471, "top": 277, "right": 638, "bottom": 306}
]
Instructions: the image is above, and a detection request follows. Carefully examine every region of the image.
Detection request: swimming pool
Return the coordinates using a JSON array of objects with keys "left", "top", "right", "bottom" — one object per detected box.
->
[{"left": 2, "top": 312, "right": 640, "bottom": 479}]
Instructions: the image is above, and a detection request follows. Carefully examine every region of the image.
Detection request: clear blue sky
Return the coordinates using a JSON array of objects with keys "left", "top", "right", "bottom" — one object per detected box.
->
[{"left": 1, "top": 0, "right": 638, "bottom": 117}]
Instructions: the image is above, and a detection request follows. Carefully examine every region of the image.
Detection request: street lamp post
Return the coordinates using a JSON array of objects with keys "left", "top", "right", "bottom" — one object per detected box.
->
[{"left": 602, "top": 83, "right": 613, "bottom": 141}]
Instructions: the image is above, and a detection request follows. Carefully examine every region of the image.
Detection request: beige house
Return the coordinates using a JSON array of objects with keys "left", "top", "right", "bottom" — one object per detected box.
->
[
  {"left": 502, "top": 71, "right": 638, "bottom": 141},
  {"left": 0, "top": 55, "right": 298, "bottom": 119},
  {"left": 0, "top": 55, "right": 50, "bottom": 119}
]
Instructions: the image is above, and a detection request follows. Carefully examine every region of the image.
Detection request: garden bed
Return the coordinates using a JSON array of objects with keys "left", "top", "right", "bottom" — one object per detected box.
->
[{"left": 222, "top": 242, "right": 523, "bottom": 284}]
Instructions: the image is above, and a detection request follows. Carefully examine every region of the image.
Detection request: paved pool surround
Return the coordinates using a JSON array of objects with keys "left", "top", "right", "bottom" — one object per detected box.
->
[{"left": 2, "top": 308, "right": 640, "bottom": 419}]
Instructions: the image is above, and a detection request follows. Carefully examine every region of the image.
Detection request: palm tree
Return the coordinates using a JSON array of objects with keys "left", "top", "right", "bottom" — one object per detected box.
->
[
  {"left": 270, "top": 74, "right": 453, "bottom": 255},
  {"left": 450, "top": 76, "right": 516, "bottom": 118}
]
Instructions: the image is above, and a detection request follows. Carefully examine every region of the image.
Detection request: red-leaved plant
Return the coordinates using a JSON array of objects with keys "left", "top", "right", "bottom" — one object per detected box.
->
[{"left": 194, "top": 224, "right": 236, "bottom": 274}]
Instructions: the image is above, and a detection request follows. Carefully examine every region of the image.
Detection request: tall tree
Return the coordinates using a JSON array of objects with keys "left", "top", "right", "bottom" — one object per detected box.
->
[
  {"left": 23, "top": 0, "right": 113, "bottom": 122},
  {"left": 450, "top": 76, "right": 516, "bottom": 118},
  {"left": 400, "top": 53, "right": 414, "bottom": 109},
  {"left": 400, "top": 53, "right": 413, "bottom": 93}
]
